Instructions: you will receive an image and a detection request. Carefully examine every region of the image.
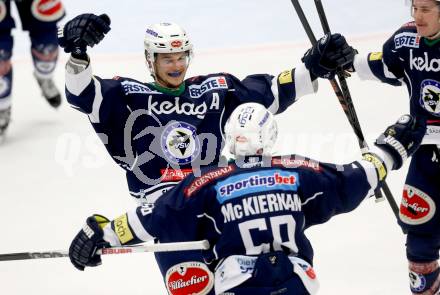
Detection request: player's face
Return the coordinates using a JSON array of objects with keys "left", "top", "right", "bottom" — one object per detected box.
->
[
  {"left": 154, "top": 52, "right": 189, "bottom": 89},
  {"left": 412, "top": 0, "right": 440, "bottom": 38}
]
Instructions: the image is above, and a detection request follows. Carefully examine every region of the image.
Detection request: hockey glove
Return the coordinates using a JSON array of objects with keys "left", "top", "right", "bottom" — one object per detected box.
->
[
  {"left": 375, "top": 114, "right": 426, "bottom": 170},
  {"left": 302, "top": 33, "right": 357, "bottom": 80},
  {"left": 69, "top": 214, "right": 110, "bottom": 271},
  {"left": 58, "top": 13, "right": 111, "bottom": 59}
]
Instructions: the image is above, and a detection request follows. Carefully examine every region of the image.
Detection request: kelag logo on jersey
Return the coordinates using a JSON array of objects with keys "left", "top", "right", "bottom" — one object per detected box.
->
[
  {"left": 161, "top": 121, "right": 201, "bottom": 164},
  {"left": 394, "top": 32, "right": 420, "bottom": 49},
  {"left": 420, "top": 79, "right": 440, "bottom": 116},
  {"left": 188, "top": 76, "right": 228, "bottom": 98},
  {"left": 215, "top": 170, "right": 299, "bottom": 203},
  {"left": 410, "top": 50, "right": 440, "bottom": 72}
]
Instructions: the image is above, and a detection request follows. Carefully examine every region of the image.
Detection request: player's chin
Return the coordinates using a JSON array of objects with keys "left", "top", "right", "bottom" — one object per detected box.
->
[{"left": 166, "top": 74, "right": 184, "bottom": 86}]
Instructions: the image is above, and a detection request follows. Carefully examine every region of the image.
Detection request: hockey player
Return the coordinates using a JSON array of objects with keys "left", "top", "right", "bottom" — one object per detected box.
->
[
  {"left": 302, "top": 0, "right": 440, "bottom": 293},
  {"left": 68, "top": 103, "right": 426, "bottom": 294},
  {"left": 0, "top": 0, "right": 65, "bottom": 141},
  {"left": 58, "top": 13, "right": 356, "bottom": 294}
]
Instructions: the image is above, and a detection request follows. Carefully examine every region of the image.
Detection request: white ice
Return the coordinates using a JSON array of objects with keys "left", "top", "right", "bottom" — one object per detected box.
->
[{"left": 0, "top": 0, "right": 415, "bottom": 294}]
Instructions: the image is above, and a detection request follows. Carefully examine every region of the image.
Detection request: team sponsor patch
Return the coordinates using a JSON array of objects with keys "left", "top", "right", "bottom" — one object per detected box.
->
[
  {"left": 215, "top": 170, "right": 299, "bottom": 203},
  {"left": 160, "top": 168, "right": 193, "bottom": 182},
  {"left": 410, "top": 50, "right": 440, "bottom": 72},
  {"left": 113, "top": 214, "right": 134, "bottom": 244},
  {"left": 419, "top": 79, "right": 440, "bottom": 116},
  {"left": 400, "top": 185, "right": 436, "bottom": 225},
  {"left": 31, "top": 0, "right": 65, "bottom": 22},
  {"left": 0, "top": 1, "right": 6, "bottom": 23},
  {"left": 188, "top": 76, "right": 228, "bottom": 98},
  {"left": 184, "top": 165, "right": 235, "bottom": 197},
  {"left": 166, "top": 262, "right": 214, "bottom": 295},
  {"left": 278, "top": 70, "right": 293, "bottom": 84},
  {"left": 369, "top": 52, "right": 383, "bottom": 61},
  {"left": 394, "top": 32, "right": 420, "bottom": 49},
  {"left": 121, "top": 81, "right": 161, "bottom": 95},
  {"left": 161, "top": 121, "right": 200, "bottom": 165},
  {"left": 272, "top": 157, "right": 320, "bottom": 171}
]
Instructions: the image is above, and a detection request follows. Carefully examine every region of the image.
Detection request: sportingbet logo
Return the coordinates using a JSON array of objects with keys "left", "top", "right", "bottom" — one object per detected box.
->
[
  {"left": 410, "top": 50, "right": 440, "bottom": 72},
  {"left": 394, "top": 32, "right": 420, "bottom": 49},
  {"left": 216, "top": 170, "right": 299, "bottom": 202},
  {"left": 188, "top": 76, "right": 228, "bottom": 98}
]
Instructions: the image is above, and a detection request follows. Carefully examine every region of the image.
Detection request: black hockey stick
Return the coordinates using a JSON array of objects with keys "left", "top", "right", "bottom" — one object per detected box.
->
[
  {"left": 289, "top": 0, "right": 400, "bottom": 220},
  {"left": 312, "top": 0, "right": 400, "bottom": 219}
]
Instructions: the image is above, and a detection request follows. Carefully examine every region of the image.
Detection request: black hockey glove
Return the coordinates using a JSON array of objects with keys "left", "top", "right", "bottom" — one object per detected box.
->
[
  {"left": 302, "top": 33, "right": 357, "bottom": 80},
  {"left": 58, "top": 13, "right": 111, "bottom": 59},
  {"left": 375, "top": 114, "right": 426, "bottom": 170},
  {"left": 69, "top": 214, "right": 110, "bottom": 271}
]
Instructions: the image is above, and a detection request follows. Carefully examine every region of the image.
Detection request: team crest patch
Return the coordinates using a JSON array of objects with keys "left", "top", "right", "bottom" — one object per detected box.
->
[
  {"left": 420, "top": 80, "right": 440, "bottom": 117},
  {"left": 166, "top": 262, "right": 214, "bottom": 295},
  {"left": 0, "top": 1, "right": 6, "bottom": 23},
  {"left": 161, "top": 121, "right": 200, "bottom": 165},
  {"left": 409, "top": 271, "right": 427, "bottom": 292},
  {"left": 400, "top": 185, "right": 436, "bottom": 225},
  {"left": 31, "top": 0, "right": 65, "bottom": 22}
]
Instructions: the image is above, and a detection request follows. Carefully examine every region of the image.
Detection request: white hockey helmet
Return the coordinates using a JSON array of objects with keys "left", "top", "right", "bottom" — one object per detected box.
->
[
  {"left": 144, "top": 22, "right": 193, "bottom": 76},
  {"left": 224, "top": 103, "right": 278, "bottom": 156}
]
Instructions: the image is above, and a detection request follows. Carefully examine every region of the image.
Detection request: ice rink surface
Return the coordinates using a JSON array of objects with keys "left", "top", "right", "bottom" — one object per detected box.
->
[{"left": 0, "top": 0, "right": 416, "bottom": 294}]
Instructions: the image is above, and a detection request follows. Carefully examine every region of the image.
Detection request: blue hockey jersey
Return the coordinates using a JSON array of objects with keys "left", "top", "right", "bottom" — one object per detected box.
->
[
  {"left": 101, "top": 154, "right": 381, "bottom": 293},
  {"left": 354, "top": 21, "right": 440, "bottom": 123},
  {"left": 65, "top": 62, "right": 317, "bottom": 204}
]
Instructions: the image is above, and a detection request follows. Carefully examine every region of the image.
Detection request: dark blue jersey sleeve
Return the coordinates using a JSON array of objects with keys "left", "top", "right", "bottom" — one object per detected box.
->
[
  {"left": 300, "top": 159, "right": 379, "bottom": 228},
  {"left": 225, "top": 63, "right": 317, "bottom": 115}
]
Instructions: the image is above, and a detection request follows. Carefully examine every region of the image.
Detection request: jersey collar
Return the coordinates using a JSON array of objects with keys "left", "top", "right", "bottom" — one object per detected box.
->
[{"left": 150, "top": 82, "right": 186, "bottom": 96}]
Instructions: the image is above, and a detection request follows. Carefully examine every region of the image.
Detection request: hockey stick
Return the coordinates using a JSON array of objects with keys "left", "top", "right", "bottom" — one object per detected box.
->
[
  {"left": 0, "top": 240, "right": 210, "bottom": 262},
  {"left": 289, "top": 0, "right": 400, "bottom": 220},
  {"left": 312, "top": 0, "right": 400, "bottom": 219}
]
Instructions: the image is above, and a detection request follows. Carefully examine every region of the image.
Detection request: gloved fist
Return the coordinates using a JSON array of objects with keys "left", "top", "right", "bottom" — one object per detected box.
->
[
  {"left": 375, "top": 114, "right": 426, "bottom": 170},
  {"left": 58, "top": 13, "right": 111, "bottom": 58},
  {"left": 69, "top": 214, "right": 110, "bottom": 271},
  {"left": 302, "top": 33, "right": 357, "bottom": 80}
]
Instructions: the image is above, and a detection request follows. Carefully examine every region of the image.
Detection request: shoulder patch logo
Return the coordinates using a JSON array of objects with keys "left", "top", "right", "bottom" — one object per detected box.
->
[
  {"left": 184, "top": 165, "right": 235, "bottom": 197},
  {"left": 188, "top": 76, "right": 228, "bottom": 98},
  {"left": 394, "top": 32, "right": 420, "bottom": 49},
  {"left": 121, "top": 81, "right": 161, "bottom": 95}
]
